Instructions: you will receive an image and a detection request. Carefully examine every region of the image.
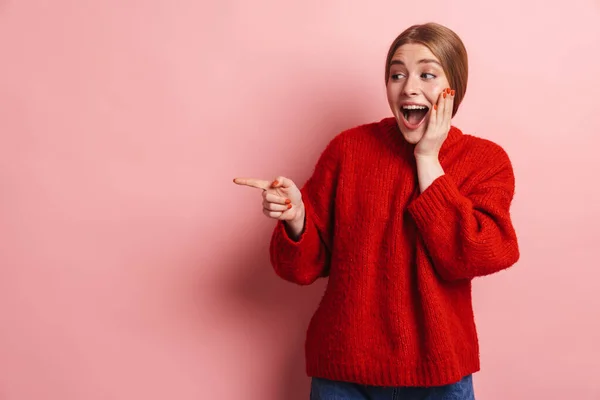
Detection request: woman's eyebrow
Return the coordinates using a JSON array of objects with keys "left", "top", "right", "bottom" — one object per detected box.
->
[{"left": 390, "top": 59, "right": 442, "bottom": 67}]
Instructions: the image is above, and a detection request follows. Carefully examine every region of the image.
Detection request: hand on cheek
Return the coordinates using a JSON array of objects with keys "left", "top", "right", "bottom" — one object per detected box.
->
[{"left": 414, "top": 88, "right": 455, "bottom": 159}]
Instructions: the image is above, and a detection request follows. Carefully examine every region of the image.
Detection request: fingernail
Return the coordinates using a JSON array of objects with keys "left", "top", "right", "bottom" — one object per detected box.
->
[
  {"left": 433, "top": 104, "right": 437, "bottom": 110},
  {"left": 285, "top": 199, "right": 291, "bottom": 204},
  {"left": 446, "top": 88, "right": 451, "bottom": 94},
  {"left": 451, "top": 89, "right": 455, "bottom": 96},
  {"left": 272, "top": 180, "right": 279, "bottom": 186},
  {"left": 287, "top": 204, "right": 292, "bottom": 209},
  {"left": 443, "top": 93, "right": 447, "bottom": 98}
]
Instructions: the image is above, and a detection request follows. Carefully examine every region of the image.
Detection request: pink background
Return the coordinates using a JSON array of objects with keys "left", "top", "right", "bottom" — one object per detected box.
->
[{"left": 1, "top": 1, "right": 599, "bottom": 399}]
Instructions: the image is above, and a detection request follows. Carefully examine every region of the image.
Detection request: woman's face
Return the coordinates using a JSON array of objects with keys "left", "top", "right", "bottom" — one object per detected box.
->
[{"left": 386, "top": 43, "right": 451, "bottom": 144}]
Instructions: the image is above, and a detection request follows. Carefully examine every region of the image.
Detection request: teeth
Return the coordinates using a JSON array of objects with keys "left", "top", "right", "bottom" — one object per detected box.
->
[{"left": 402, "top": 105, "right": 427, "bottom": 110}]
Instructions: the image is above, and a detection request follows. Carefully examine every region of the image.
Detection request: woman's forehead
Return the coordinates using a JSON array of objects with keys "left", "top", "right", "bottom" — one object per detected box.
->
[{"left": 392, "top": 43, "right": 438, "bottom": 62}]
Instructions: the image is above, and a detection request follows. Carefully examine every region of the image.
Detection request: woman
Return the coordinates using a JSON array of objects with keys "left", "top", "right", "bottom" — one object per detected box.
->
[{"left": 234, "top": 22, "right": 519, "bottom": 400}]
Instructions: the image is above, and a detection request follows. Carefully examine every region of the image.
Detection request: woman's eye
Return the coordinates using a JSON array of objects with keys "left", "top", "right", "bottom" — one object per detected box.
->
[
  {"left": 391, "top": 73, "right": 405, "bottom": 80},
  {"left": 421, "top": 73, "right": 436, "bottom": 79}
]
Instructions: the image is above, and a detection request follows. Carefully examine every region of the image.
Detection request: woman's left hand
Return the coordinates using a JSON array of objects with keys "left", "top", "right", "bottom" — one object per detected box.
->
[{"left": 414, "top": 88, "right": 455, "bottom": 159}]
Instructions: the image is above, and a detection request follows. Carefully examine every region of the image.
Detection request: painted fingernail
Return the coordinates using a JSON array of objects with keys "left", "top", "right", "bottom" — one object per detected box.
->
[
  {"left": 443, "top": 92, "right": 447, "bottom": 98},
  {"left": 433, "top": 104, "right": 437, "bottom": 110},
  {"left": 285, "top": 199, "right": 291, "bottom": 204},
  {"left": 272, "top": 180, "right": 279, "bottom": 186},
  {"left": 287, "top": 204, "right": 292, "bottom": 209},
  {"left": 446, "top": 88, "right": 451, "bottom": 94},
  {"left": 451, "top": 89, "right": 455, "bottom": 96}
]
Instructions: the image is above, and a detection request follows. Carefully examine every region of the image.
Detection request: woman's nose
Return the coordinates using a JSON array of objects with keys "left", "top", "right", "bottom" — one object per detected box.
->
[{"left": 402, "top": 75, "right": 421, "bottom": 96}]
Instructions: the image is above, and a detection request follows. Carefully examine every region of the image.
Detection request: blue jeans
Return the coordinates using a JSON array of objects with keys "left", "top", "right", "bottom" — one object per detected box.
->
[{"left": 310, "top": 374, "right": 474, "bottom": 400}]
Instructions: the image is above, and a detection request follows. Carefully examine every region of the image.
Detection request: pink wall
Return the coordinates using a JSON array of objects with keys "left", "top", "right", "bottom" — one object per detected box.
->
[{"left": 0, "top": 1, "right": 599, "bottom": 399}]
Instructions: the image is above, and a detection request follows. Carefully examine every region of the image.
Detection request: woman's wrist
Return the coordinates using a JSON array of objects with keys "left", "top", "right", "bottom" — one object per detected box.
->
[
  {"left": 415, "top": 155, "right": 444, "bottom": 192},
  {"left": 284, "top": 203, "right": 306, "bottom": 241}
]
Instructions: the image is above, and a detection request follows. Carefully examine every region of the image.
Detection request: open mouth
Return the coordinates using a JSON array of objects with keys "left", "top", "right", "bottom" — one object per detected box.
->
[{"left": 401, "top": 105, "right": 429, "bottom": 128}]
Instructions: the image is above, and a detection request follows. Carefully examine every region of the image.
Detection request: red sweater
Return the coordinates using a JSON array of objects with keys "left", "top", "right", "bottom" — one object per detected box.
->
[{"left": 269, "top": 117, "right": 520, "bottom": 387}]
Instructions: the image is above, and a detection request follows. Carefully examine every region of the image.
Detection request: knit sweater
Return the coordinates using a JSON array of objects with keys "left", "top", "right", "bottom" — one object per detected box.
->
[{"left": 269, "top": 117, "right": 520, "bottom": 387}]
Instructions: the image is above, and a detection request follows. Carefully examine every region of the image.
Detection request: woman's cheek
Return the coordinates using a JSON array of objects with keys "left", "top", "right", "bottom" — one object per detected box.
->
[{"left": 428, "top": 85, "right": 445, "bottom": 104}]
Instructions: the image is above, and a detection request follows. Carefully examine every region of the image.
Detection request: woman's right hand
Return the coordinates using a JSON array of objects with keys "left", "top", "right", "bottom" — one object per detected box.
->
[{"left": 233, "top": 176, "right": 306, "bottom": 238}]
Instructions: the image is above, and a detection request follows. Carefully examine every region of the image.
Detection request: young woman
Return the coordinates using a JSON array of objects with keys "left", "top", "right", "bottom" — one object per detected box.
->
[{"left": 234, "top": 22, "right": 519, "bottom": 400}]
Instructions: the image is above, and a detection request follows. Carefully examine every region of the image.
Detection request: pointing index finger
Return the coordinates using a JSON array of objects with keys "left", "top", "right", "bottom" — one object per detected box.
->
[{"left": 233, "top": 177, "right": 271, "bottom": 190}]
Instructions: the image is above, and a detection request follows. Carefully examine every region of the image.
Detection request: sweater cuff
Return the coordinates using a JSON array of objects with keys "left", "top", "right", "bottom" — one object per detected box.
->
[{"left": 408, "top": 174, "right": 462, "bottom": 225}]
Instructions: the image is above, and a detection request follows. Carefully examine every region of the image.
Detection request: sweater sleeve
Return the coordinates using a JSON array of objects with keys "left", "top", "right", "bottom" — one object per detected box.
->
[
  {"left": 268, "top": 136, "right": 341, "bottom": 285},
  {"left": 407, "top": 147, "right": 520, "bottom": 281}
]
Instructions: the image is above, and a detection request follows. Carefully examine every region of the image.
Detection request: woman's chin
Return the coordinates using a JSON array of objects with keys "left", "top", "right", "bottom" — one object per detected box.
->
[
  {"left": 396, "top": 116, "right": 427, "bottom": 145},
  {"left": 399, "top": 127, "right": 423, "bottom": 145},
  {"left": 394, "top": 116, "right": 425, "bottom": 144}
]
